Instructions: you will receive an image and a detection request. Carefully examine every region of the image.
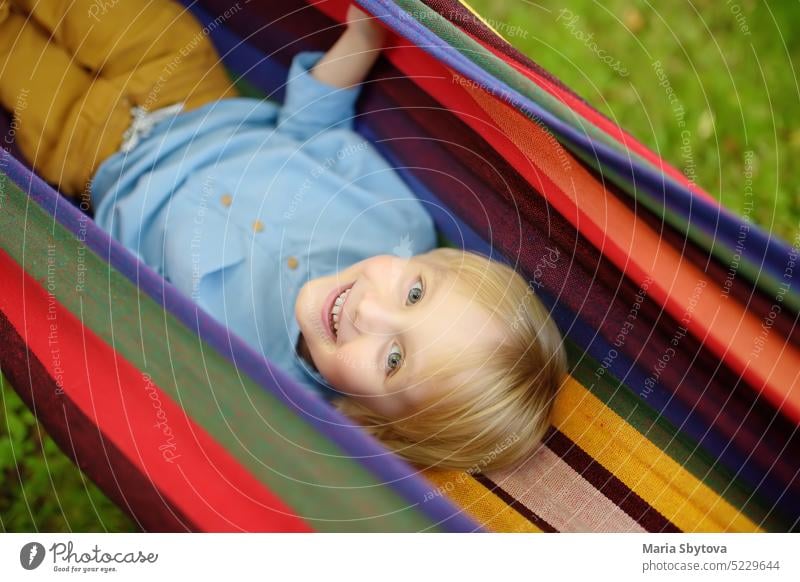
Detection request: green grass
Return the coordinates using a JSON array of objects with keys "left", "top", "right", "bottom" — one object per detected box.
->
[
  {"left": 0, "top": 371, "right": 136, "bottom": 532},
  {"left": 2, "top": 0, "right": 797, "bottom": 532},
  {"left": 468, "top": 0, "right": 800, "bottom": 244}
]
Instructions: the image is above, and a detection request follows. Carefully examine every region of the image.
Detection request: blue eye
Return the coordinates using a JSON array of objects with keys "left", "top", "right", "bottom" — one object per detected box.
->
[
  {"left": 406, "top": 278, "right": 424, "bottom": 304},
  {"left": 386, "top": 344, "right": 402, "bottom": 376}
]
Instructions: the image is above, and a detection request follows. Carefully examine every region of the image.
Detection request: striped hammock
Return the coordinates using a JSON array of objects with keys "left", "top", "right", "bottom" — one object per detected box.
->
[{"left": 0, "top": 0, "right": 797, "bottom": 532}]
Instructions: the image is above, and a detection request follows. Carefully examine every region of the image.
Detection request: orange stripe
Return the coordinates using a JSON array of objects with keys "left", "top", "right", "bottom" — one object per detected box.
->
[
  {"left": 420, "top": 468, "right": 542, "bottom": 532},
  {"left": 552, "top": 376, "right": 761, "bottom": 532},
  {"left": 420, "top": 372, "right": 761, "bottom": 533}
]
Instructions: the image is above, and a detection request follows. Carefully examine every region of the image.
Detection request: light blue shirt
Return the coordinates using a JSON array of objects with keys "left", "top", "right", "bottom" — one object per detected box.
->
[{"left": 90, "top": 51, "right": 438, "bottom": 400}]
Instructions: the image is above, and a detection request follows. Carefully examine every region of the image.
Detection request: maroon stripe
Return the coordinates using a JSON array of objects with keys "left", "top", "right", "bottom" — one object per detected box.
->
[
  {"left": 472, "top": 473, "right": 559, "bottom": 532},
  {"left": 544, "top": 428, "right": 682, "bottom": 532},
  {"left": 0, "top": 308, "right": 196, "bottom": 532}
]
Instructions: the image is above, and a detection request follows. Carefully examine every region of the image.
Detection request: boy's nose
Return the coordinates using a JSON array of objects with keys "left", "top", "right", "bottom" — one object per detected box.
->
[{"left": 352, "top": 291, "right": 403, "bottom": 335}]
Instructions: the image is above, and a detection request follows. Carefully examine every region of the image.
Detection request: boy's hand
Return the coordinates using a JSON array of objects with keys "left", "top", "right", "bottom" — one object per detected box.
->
[
  {"left": 345, "top": 5, "right": 387, "bottom": 48},
  {"left": 310, "top": 3, "right": 388, "bottom": 89}
]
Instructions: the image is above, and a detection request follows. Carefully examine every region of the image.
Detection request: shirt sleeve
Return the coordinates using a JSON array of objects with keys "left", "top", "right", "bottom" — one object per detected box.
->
[{"left": 276, "top": 51, "right": 361, "bottom": 141}]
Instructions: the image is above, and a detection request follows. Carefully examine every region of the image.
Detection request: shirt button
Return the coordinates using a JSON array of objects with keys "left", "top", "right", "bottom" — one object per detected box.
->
[
  {"left": 220, "top": 194, "right": 233, "bottom": 207},
  {"left": 287, "top": 256, "right": 299, "bottom": 270},
  {"left": 252, "top": 219, "right": 264, "bottom": 233}
]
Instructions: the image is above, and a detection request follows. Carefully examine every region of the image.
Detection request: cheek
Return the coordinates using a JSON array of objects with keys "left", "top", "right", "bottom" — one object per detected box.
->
[
  {"left": 328, "top": 349, "right": 359, "bottom": 388},
  {"left": 324, "top": 347, "right": 382, "bottom": 396},
  {"left": 297, "top": 282, "right": 329, "bottom": 346},
  {"left": 295, "top": 282, "right": 315, "bottom": 328}
]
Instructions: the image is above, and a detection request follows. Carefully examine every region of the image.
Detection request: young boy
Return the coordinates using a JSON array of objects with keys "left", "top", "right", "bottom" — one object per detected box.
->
[{"left": 0, "top": 0, "right": 567, "bottom": 472}]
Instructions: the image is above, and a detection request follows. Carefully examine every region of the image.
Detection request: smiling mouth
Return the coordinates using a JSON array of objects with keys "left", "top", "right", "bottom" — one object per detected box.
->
[{"left": 330, "top": 284, "right": 353, "bottom": 340}]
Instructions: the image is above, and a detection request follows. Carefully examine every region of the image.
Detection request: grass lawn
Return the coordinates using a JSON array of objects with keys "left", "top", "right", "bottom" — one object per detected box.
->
[
  {"left": 469, "top": 0, "right": 799, "bottom": 244},
  {"left": 1, "top": 0, "right": 797, "bottom": 532},
  {"left": 0, "top": 371, "right": 135, "bottom": 531}
]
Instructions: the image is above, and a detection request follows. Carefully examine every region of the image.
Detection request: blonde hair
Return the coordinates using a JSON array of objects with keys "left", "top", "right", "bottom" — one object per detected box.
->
[{"left": 330, "top": 247, "right": 568, "bottom": 473}]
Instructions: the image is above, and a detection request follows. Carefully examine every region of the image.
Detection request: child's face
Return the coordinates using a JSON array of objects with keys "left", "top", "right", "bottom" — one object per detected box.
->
[{"left": 295, "top": 254, "right": 507, "bottom": 418}]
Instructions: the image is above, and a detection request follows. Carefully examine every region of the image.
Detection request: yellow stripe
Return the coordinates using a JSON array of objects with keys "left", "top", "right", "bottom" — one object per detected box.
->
[
  {"left": 457, "top": 0, "right": 504, "bottom": 39},
  {"left": 420, "top": 468, "right": 542, "bottom": 532},
  {"left": 553, "top": 377, "right": 761, "bottom": 532}
]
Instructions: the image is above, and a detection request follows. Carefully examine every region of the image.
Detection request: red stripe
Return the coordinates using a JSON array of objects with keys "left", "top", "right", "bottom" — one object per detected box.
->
[
  {"left": 0, "top": 248, "right": 313, "bottom": 532},
  {"left": 1, "top": 308, "right": 194, "bottom": 531}
]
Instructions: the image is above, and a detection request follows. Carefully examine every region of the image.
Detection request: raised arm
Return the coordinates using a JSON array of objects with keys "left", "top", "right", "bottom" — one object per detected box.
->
[{"left": 311, "top": 5, "right": 388, "bottom": 89}]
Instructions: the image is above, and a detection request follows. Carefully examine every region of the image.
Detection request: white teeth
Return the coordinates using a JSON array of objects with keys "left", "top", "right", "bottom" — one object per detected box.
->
[{"left": 329, "top": 287, "right": 351, "bottom": 337}]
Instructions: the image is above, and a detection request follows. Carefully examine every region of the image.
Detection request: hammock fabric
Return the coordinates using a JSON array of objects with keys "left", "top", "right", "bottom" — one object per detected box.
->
[{"left": 1, "top": 0, "right": 798, "bottom": 532}]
